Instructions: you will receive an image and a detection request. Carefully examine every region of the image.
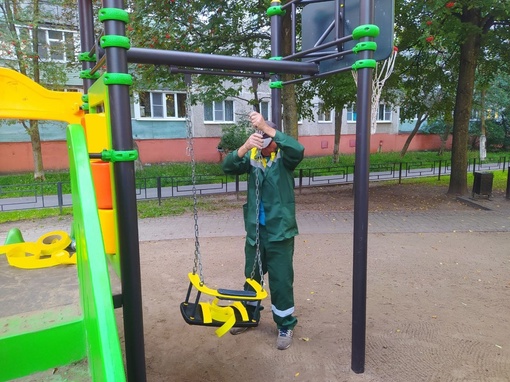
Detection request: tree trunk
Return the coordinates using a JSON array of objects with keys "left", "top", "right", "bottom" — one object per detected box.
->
[
  {"left": 448, "top": 9, "right": 482, "bottom": 195},
  {"left": 332, "top": 109, "right": 343, "bottom": 163},
  {"left": 438, "top": 124, "right": 452, "bottom": 156},
  {"left": 27, "top": 120, "right": 45, "bottom": 181},
  {"left": 251, "top": 77, "right": 260, "bottom": 113},
  {"left": 281, "top": 4, "right": 299, "bottom": 138},
  {"left": 400, "top": 113, "right": 427, "bottom": 157},
  {"left": 9, "top": 0, "right": 46, "bottom": 180},
  {"left": 133, "top": 141, "right": 143, "bottom": 172}
]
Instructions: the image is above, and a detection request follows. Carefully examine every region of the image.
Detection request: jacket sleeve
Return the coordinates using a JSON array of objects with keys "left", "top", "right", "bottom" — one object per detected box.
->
[
  {"left": 273, "top": 130, "right": 305, "bottom": 171},
  {"left": 221, "top": 149, "right": 251, "bottom": 175}
]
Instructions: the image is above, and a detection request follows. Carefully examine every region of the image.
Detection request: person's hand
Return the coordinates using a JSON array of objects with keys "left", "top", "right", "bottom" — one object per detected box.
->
[
  {"left": 249, "top": 111, "right": 276, "bottom": 138},
  {"left": 237, "top": 132, "right": 264, "bottom": 157},
  {"left": 243, "top": 132, "right": 264, "bottom": 151}
]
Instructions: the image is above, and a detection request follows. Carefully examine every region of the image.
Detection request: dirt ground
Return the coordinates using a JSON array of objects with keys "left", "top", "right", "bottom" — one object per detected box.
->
[
  {"left": 3, "top": 183, "right": 510, "bottom": 381},
  {"left": 133, "top": 184, "right": 510, "bottom": 382}
]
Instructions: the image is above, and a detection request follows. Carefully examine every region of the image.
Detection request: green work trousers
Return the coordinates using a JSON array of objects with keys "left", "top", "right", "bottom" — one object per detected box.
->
[{"left": 244, "top": 225, "right": 297, "bottom": 330}]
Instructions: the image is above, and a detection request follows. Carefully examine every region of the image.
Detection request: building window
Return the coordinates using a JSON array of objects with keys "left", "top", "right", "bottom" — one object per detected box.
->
[
  {"left": 204, "top": 100, "right": 234, "bottom": 122},
  {"left": 260, "top": 101, "right": 270, "bottom": 121},
  {"left": 37, "top": 28, "right": 76, "bottom": 62},
  {"left": 347, "top": 105, "right": 357, "bottom": 122},
  {"left": 138, "top": 91, "right": 187, "bottom": 119},
  {"left": 318, "top": 103, "right": 332, "bottom": 122},
  {"left": 377, "top": 104, "right": 392, "bottom": 122}
]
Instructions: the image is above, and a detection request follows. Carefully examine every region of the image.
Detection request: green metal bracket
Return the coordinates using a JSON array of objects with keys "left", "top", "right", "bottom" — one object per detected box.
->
[
  {"left": 98, "top": 8, "right": 130, "bottom": 23},
  {"left": 269, "top": 81, "right": 283, "bottom": 89},
  {"left": 78, "top": 52, "right": 96, "bottom": 62},
  {"left": 100, "top": 35, "right": 131, "bottom": 50},
  {"left": 269, "top": 57, "right": 282, "bottom": 75},
  {"left": 103, "top": 73, "right": 133, "bottom": 86},
  {"left": 351, "top": 59, "right": 377, "bottom": 71},
  {"left": 100, "top": 149, "right": 138, "bottom": 163},
  {"left": 267, "top": 6, "right": 286, "bottom": 17},
  {"left": 352, "top": 24, "right": 380, "bottom": 40},
  {"left": 80, "top": 69, "right": 100, "bottom": 80},
  {"left": 353, "top": 41, "right": 378, "bottom": 54}
]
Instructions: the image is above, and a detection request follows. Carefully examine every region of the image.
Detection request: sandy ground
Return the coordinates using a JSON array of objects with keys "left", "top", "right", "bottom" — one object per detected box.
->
[
  {"left": 2, "top": 183, "right": 510, "bottom": 381},
  {"left": 135, "top": 231, "right": 510, "bottom": 382}
]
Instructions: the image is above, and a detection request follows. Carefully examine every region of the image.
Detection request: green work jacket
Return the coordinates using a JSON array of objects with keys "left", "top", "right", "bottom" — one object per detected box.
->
[{"left": 222, "top": 130, "right": 305, "bottom": 245}]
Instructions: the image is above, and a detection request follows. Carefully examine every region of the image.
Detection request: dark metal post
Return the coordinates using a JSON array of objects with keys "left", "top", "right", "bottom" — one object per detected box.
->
[
  {"left": 77, "top": 0, "right": 95, "bottom": 93},
  {"left": 157, "top": 177, "right": 162, "bottom": 205},
  {"left": 102, "top": 0, "right": 146, "bottom": 380},
  {"left": 57, "top": 182, "right": 63, "bottom": 214},
  {"left": 299, "top": 169, "right": 303, "bottom": 194},
  {"left": 351, "top": 0, "right": 375, "bottom": 374},
  {"left": 270, "top": 1, "right": 282, "bottom": 129}
]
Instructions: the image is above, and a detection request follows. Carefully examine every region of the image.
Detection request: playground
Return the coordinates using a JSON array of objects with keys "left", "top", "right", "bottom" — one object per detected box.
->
[
  {"left": 1, "top": 0, "right": 509, "bottom": 379},
  {"left": 2, "top": 184, "right": 509, "bottom": 381}
]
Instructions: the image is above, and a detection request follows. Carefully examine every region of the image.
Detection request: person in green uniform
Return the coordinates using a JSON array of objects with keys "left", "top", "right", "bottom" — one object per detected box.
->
[{"left": 222, "top": 111, "right": 305, "bottom": 350}]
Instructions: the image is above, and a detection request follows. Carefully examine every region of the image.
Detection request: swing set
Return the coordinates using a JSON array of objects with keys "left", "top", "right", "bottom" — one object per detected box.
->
[
  {"left": 179, "top": 78, "right": 267, "bottom": 337},
  {"left": 1, "top": 0, "right": 394, "bottom": 380}
]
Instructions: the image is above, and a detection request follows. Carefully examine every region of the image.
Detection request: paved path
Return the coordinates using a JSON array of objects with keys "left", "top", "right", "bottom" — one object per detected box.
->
[
  {"left": 2, "top": 197, "right": 509, "bottom": 244},
  {"left": 137, "top": 206, "right": 510, "bottom": 242}
]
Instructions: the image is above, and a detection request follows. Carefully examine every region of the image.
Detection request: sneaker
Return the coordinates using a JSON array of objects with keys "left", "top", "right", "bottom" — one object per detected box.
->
[
  {"left": 229, "top": 326, "right": 250, "bottom": 335},
  {"left": 276, "top": 329, "right": 293, "bottom": 350}
]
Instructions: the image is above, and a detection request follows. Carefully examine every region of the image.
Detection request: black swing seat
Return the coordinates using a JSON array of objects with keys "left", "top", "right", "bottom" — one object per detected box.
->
[{"left": 181, "top": 272, "right": 267, "bottom": 337}]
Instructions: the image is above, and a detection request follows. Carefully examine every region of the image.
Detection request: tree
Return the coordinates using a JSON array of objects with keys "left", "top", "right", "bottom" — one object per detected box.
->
[
  {"left": 393, "top": 0, "right": 510, "bottom": 194},
  {"left": 304, "top": 73, "right": 356, "bottom": 162},
  {"left": 217, "top": 117, "right": 254, "bottom": 153},
  {"left": 0, "top": 0, "right": 79, "bottom": 180},
  {"left": 472, "top": 70, "right": 510, "bottom": 151},
  {"left": 128, "top": 0, "right": 272, "bottom": 109},
  {"left": 390, "top": 0, "right": 457, "bottom": 157}
]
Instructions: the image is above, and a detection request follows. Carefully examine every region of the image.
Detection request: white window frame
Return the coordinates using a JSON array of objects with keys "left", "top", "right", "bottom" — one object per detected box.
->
[
  {"left": 0, "top": 26, "right": 76, "bottom": 63},
  {"left": 347, "top": 105, "right": 357, "bottom": 122},
  {"left": 38, "top": 27, "right": 76, "bottom": 63},
  {"left": 134, "top": 91, "right": 187, "bottom": 119},
  {"left": 377, "top": 104, "right": 392, "bottom": 122},
  {"left": 204, "top": 100, "right": 234, "bottom": 123},
  {"left": 260, "top": 101, "right": 270, "bottom": 121},
  {"left": 318, "top": 102, "right": 333, "bottom": 123}
]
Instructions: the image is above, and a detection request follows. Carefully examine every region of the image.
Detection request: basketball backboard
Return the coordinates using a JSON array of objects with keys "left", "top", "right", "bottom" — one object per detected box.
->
[{"left": 301, "top": 0, "right": 394, "bottom": 74}]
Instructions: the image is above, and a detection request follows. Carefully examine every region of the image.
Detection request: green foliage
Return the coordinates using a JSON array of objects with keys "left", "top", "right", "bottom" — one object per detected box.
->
[
  {"left": 485, "top": 120, "right": 507, "bottom": 151},
  {"left": 421, "top": 119, "right": 452, "bottom": 135},
  {"left": 217, "top": 118, "right": 254, "bottom": 153},
  {"left": 128, "top": 0, "right": 271, "bottom": 104}
]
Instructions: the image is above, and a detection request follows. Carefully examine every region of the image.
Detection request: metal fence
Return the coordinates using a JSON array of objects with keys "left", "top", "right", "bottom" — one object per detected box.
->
[{"left": 1, "top": 157, "right": 508, "bottom": 212}]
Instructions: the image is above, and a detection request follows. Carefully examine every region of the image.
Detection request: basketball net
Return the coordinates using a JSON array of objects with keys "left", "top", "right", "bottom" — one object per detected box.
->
[{"left": 352, "top": 46, "right": 398, "bottom": 134}]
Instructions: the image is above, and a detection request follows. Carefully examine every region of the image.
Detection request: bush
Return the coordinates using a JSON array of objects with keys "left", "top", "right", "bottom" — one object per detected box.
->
[{"left": 217, "top": 118, "right": 254, "bottom": 153}]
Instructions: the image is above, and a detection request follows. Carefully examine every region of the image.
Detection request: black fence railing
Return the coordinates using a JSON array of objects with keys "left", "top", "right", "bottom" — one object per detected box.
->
[{"left": 1, "top": 157, "right": 508, "bottom": 212}]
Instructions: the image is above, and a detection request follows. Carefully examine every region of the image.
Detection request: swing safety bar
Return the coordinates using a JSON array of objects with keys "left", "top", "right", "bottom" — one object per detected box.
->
[{"left": 186, "top": 273, "right": 267, "bottom": 301}]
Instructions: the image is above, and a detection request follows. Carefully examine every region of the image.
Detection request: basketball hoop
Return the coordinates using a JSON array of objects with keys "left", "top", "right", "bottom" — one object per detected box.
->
[{"left": 352, "top": 46, "right": 398, "bottom": 134}]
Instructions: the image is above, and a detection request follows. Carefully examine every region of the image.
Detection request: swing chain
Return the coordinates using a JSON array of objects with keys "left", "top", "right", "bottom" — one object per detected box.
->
[
  {"left": 250, "top": 151, "right": 265, "bottom": 289},
  {"left": 185, "top": 76, "right": 204, "bottom": 285}
]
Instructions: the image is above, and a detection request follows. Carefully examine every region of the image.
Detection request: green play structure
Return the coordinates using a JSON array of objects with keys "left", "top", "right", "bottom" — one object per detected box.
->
[{"left": 0, "top": 68, "right": 126, "bottom": 381}]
